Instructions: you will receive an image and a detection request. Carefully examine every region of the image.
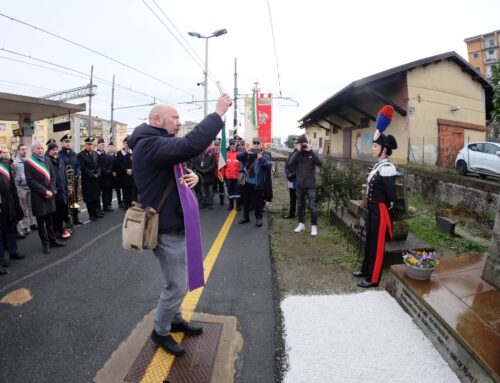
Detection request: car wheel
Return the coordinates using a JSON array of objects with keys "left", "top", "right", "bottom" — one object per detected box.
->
[
  {"left": 479, "top": 174, "right": 488, "bottom": 179},
  {"left": 456, "top": 161, "right": 467, "bottom": 176}
]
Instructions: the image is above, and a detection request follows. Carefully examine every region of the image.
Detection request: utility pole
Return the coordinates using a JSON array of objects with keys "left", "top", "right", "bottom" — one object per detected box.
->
[
  {"left": 233, "top": 57, "right": 238, "bottom": 135},
  {"left": 88, "top": 65, "right": 94, "bottom": 138},
  {"left": 110, "top": 74, "right": 115, "bottom": 144}
]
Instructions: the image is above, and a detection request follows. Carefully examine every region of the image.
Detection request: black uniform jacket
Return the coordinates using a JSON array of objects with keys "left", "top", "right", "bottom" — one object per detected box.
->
[
  {"left": 24, "top": 155, "right": 57, "bottom": 217},
  {"left": 78, "top": 150, "right": 101, "bottom": 202}
]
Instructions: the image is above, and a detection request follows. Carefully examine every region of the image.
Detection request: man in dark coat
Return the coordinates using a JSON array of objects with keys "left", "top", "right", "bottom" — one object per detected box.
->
[
  {"left": 108, "top": 142, "right": 123, "bottom": 209},
  {"left": 194, "top": 146, "right": 217, "bottom": 209},
  {"left": 78, "top": 137, "right": 102, "bottom": 221},
  {"left": 288, "top": 134, "right": 323, "bottom": 236},
  {"left": 0, "top": 147, "right": 25, "bottom": 268},
  {"left": 25, "top": 140, "right": 66, "bottom": 253},
  {"left": 58, "top": 134, "right": 82, "bottom": 225},
  {"left": 115, "top": 137, "right": 135, "bottom": 209},
  {"left": 96, "top": 138, "right": 114, "bottom": 212},
  {"left": 283, "top": 143, "right": 298, "bottom": 219},
  {"left": 128, "top": 94, "right": 232, "bottom": 357},
  {"left": 236, "top": 137, "right": 272, "bottom": 227},
  {"left": 46, "top": 141, "right": 70, "bottom": 239}
]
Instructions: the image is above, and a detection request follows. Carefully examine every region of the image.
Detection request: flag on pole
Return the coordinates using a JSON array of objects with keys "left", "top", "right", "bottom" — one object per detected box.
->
[
  {"left": 252, "top": 89, "right": 258, "bottom": 126},
  {"left": 217, "top": 117, "right": 227, "bottom": 182}
]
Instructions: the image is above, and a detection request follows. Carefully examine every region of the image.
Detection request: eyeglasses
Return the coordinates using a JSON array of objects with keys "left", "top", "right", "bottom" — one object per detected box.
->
[
  {"left": 230, "top": 143, "right": 235, "bottom": 145},
  {"left": 253, "top": 141, "right": 260, "bottom": 145}
]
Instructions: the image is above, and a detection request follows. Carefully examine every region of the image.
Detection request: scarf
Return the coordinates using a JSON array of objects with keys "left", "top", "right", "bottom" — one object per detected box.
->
[{"left": 174, "top": 163, "right": 204, "bottom": 291}]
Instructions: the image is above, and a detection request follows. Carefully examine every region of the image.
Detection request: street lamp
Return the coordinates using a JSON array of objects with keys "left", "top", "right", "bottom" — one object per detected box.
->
[{"left": 188, "top": 28, "right": 228, "bottom": 117}]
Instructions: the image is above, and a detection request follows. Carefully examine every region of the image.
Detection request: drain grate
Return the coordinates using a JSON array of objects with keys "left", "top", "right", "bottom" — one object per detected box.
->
[
  {"left": 124, "top": 337, "right": 158, "bottom": 383},
  {"left": 166, "top": 322, "right": 223, "bottom": 383}
]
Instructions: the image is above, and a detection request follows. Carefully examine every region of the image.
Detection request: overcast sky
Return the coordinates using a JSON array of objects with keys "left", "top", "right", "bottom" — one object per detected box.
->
[{"left": 0, "top": 0, "right": 499, "bottom": 140}]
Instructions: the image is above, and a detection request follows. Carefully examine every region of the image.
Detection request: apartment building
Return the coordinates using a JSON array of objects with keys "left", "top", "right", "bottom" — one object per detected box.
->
[{"left": 465, "top": 30, "right": 500, "bottom": 79}]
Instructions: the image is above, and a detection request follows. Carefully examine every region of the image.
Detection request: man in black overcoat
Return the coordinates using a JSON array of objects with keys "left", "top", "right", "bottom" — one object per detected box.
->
[
  {"left": 96, "top": 138, "right": 114, "bottom": 212},
  {"left": 78, "top": 137, "right": 102, "bottom": 221},
  {"left": 115, "top": 136, "right": 135, "bottom": 209}
]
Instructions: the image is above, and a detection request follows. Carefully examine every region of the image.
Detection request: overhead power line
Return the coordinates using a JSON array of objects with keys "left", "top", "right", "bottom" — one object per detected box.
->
[
  {"left": 0, "top": 13, "right": 194, "bottom": 96},
  {"left": 266, "top": 0, "right": 283, "bottom": 97},
  {"left": 142, "top": 0, "right": 219, "bottom": 83},
  {"left": 0, "top": 51, "right": 203, "bottom": 120}
]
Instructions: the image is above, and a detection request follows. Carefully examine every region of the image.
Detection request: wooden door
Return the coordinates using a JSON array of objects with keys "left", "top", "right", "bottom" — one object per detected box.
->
[
  {"left": 438, "top": 125, "right": 464, "bottom": 167},
  {"left": 343, "top": 129, "right": 352, "bottom": 159}
]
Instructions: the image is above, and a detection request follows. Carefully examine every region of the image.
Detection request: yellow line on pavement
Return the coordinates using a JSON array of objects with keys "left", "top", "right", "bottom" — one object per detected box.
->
[{"left": 141, "top": 209, "right": 238, "bottom": 383}]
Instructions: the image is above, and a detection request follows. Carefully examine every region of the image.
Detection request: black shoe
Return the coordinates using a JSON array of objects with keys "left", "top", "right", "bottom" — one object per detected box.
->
[
  {"left": 89, "top": 216, "right": 97, "bottom": 222},
  {"left": 16, "top": 232, "right": 26, "bottom": 239},
  {"left": 256, "top": 219, "right": 263, "bottom": 227},
  {"left": 30, "top": 224, "right": 38, "bottom": 231},
  {"left": 238, "top": 218, "right": 250, "bottom": 224},
  {"left": 10, "top": 253, "right": 26, "bottom": 260},
  {"left": 119, "top": 203, "right": 124, "bottom": 209},
  {"left": 352, "top": 271, "right": 367, "bottom": 278},
  {"left": 283, "top": 214, "right": 295, "bottom": 219},
  {"left": 357, "top": 280, "right": 379, "bottom": 288},
  {"left": 0, "top": 267, "right": 9, "bottom": 275},
  {"left": 73, "top": 219, "right": 84, "bottom": 225},
  {"left": 50, "top": 240, "right": 66, "bottom": 247},
  {"left": 171, "top": 320, "right": 203, "bottom": 335},
  {"left": 103, "top": 207, "right": 114, "bottom": 212},
  {"left": 0, "top": 259, "right": 10, "bottom": 268},
  {"left": 151, "top": 330, "right": 185, "bottom": 357},
  {"left": 43, "top": 246, "right": 51, "bottom": 254},
  {"left": 96, "top": 212, "right": 105, "bottom": 218},
  {"left": 208, "top": 205, "right": 214, "bottom": 210}
]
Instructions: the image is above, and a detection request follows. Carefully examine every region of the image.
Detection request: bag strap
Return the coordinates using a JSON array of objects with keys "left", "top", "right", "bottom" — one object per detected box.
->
[
  {"left": 157, "top": 178, "right": 176, "bottom": 212},
  {"left": 245, "top": 158, "right": 257, "bottom": 173}
]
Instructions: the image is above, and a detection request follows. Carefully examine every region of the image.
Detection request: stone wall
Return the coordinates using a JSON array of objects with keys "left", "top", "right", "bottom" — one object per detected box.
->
[
  {"left": 482, "top": 197, "right": 500, "bottom": 289},
  {"left": 405, "top": 173, "right": 499, "bottom": 218}
]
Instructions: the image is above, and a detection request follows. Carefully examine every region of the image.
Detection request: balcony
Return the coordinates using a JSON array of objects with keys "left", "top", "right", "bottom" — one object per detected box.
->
[{"left": 484, "top": 54, "right": 499, "bottom": 64}]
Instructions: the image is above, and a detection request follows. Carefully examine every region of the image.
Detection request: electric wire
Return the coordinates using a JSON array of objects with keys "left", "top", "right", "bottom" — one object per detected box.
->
[
  {"left": 0, "top": 13, "right": 194, "bottom": 96},
  {"left": 0, "top": 52, "right": 203, "bottom": 120},
  {"left": 266, "top": 0, "right": 283, "bottom": 97}
]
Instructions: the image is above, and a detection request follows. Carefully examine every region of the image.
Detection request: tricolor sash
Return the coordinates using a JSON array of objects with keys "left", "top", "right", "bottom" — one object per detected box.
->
[
  {"left": 0, "top": 163, "right": 10, "bottom": 180},
  {"left": 174, "top": 163, "right": 204, "bottom": 291},
  {"left": 26, "top": 156, "right": 51, "bottom": 183}
]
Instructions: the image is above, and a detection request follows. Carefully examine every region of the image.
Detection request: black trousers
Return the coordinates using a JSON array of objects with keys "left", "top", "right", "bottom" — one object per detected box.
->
[
  {"left": 288, "top": 187, "right": 296, "bottom": 217},
  {"left": 53, "top": 199, "right": 68, "bottom": 236},
  {"left": 36, "top": 214, "right": 57, "bottom": 248},
  {"left": 114, "top": 186, "right": 122, "bottom": 205},
  {"left": 214, "top": 179, "right": 225, "bottom": 204},
  {"left": 86, "top": 200, "right": 100, "bottom": 219},
  {"left": 122, "top": 186, "right": 134, "bottom": 208},
  {"left": 101, "top": 185, "right": 113, "bottom": 209},
  {"left": 241, "top": 183, "right": 264, "bottom": 220}
]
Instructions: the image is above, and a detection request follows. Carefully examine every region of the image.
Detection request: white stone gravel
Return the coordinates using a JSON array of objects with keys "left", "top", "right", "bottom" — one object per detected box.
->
[{"left": 281, "top": 291, "right": 460, "bottom": 383}]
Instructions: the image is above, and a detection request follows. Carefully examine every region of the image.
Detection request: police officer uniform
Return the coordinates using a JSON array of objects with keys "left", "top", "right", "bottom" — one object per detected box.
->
[
  {"left": 96, "top": 138, "right": 114, "bottom": 211},
  {"left": 77, "top": 137, "right": 102, "bottom": 220},
  {"left": 58, "top": 134, "right": 82, "bottom": 225}
]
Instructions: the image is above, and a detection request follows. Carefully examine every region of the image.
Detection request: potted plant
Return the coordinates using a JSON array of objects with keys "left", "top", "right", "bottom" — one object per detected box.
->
[{"left": 402, "top": 250, "right": 439, "bottom": 280}]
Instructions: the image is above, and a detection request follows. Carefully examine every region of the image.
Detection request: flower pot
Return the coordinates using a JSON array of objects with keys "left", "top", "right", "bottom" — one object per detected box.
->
[
  {"left": 391, "top": 220, "right": 410, "bottom": 241},
  {"left": 405, "top": 264, "right": 435, "bottom": 280}
]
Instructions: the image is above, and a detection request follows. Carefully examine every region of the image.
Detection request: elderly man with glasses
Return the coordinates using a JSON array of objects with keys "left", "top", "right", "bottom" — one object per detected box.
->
[{"left": 236, "top": 137, "right": 272, "bottom": 227}]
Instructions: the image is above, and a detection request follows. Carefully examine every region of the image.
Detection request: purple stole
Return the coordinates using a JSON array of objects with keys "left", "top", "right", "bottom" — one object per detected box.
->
[{"left": 174, "top": 164, "right": 204, "bottom": 291}]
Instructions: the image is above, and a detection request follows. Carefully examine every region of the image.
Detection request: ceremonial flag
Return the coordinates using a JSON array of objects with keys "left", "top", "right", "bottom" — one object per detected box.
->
[
  {"left": 252, "top": 89, "right": 258, "bottom": 126},
  {"left": 217, "top": 118, "right": 227, "bottom": 181}
]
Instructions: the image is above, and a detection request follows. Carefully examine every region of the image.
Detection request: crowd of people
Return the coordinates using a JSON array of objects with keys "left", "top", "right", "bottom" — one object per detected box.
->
[{"left": 0, "top": 134, "right": 135, "bottom": 275}]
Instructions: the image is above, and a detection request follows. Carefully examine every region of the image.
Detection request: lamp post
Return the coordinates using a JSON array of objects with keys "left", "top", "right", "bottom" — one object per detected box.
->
[{"left": 188, "top": 28, "right": 227, "bottom": 117}]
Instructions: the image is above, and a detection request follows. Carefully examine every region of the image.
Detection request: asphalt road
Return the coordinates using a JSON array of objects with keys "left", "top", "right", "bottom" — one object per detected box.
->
[{"left": 0, "top": 201, "right": 277, "bottom": 383}]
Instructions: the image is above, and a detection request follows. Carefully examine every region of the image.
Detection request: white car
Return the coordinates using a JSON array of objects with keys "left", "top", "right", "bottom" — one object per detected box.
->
[{"left": 455, "top": 142, "right": 500, "bottom": 179}]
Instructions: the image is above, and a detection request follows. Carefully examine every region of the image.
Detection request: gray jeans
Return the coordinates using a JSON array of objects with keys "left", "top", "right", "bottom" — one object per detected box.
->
[
  {"left": 16, "top": 188, "right": 36, "bottom": 232},
  {"left": 153, "top": 232, "right": 188, "bottom": 336}
]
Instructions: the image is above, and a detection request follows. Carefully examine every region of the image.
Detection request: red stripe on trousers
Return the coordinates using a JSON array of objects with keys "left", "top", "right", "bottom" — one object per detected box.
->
[{"left": 371, "top": 203, "right": 393, "bottom": 284}]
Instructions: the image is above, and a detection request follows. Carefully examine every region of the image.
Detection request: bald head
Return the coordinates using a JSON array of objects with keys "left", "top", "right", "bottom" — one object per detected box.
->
[{"left": 149, "top": 104, "right": 181, "bottom": 135}]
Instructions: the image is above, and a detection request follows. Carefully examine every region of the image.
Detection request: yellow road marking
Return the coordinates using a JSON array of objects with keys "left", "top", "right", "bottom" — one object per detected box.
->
[{"left": 141, "top": 209, "right": 238, "bottom": 382}]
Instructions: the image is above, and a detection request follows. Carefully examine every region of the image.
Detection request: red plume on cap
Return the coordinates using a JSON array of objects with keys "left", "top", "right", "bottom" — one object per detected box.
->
[{"left": 374, "top": 105, "right": 395, "bottom": 140}]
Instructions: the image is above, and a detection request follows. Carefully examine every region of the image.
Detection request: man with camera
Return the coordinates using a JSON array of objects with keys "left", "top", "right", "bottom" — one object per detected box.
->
[
  {"left": 288, "top": 134, "right": 323, "bottom": 236},
  {"left": 236, "top": 137, "right": 272, "bottom": 227}
]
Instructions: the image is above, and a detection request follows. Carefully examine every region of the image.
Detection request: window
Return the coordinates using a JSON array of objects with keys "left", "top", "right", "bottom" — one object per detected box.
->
[
  {"left": 313, "top": 133, "right": 317, "bottom": 139},
  {"left": 489, "top": 39, "right": 495, "bottom": 47},
  {"left": 473, "top": 52, "right": 479, "bottom": 60},
  {"left": 468, "top": 143, "right": 480, "bottom": 152},
  {"left": 484, "top": 143, "right": 499, "bottom": 155},
  {"left": 319, "top": 137, "right": 323, "bottom": 148},
  {"left": 0, "top": 124, "right": 5, "bottom": 132}
]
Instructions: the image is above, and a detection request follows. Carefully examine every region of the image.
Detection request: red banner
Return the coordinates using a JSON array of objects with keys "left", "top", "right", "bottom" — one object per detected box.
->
[{"left": 257, "top": 93, "right": 272, "bottom": 145}]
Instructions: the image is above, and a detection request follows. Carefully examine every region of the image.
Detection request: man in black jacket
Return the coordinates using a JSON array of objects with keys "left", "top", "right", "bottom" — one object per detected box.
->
[
  {"left": 78, "top": 137, "right": 102, "bottom": 221},
  {"left": 288, "top": 134, "right": 323, "bottom": 236},
  {"left": 96, "top": 138, "right": 114, "bottom": 212},
  {"left": 283, "top": 142, "right": 298, "bottom": 219},
  {"left": 128, "top": 93, "right": 232, "bottom": 357}
]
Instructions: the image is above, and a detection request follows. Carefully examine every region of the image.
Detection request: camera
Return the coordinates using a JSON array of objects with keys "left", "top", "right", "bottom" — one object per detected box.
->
[{"left": 251, "top": 148, "right": 262, "bottom": 154}]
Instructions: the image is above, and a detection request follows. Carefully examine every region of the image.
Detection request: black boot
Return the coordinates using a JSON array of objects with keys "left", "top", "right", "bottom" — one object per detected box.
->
[
  {"left": 219, "top": 195, "right": 225, "bottom": 205},
  {"left": 151, "top": 330, "right": 185, "bottom": 357},
  {"left": 227, "top": 199, "right": 234, "bottom": 211}
]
